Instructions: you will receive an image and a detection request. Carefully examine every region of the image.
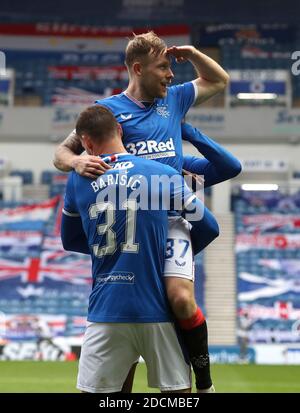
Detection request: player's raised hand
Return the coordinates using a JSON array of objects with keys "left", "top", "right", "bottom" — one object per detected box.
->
[
  {"left": 72, "top": 154, "right": 111, "bottom": 179},
  {"left": 167, "top": 45, "right": 196, "bottom": 63}
]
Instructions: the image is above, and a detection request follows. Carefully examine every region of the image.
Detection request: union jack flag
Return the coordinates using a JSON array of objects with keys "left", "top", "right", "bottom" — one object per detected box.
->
[
  {"left": 0, "top": 196, "right": 60, "bottom": 225},
  {"left": 0, "top": 251, "right": 92, "bottom": 285},
  {"left": 0, "top": 196, "right": 91, "bottom": 339}
]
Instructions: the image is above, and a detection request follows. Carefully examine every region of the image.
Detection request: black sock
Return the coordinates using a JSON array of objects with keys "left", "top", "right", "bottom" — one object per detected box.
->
[{"left": 179, "top": 320, "right": 212, "bottom": 390}]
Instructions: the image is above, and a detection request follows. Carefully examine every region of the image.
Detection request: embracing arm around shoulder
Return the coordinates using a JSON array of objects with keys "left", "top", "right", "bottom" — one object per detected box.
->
[{"left": 53, "top": 129, "right": 111, "bottom": 179}]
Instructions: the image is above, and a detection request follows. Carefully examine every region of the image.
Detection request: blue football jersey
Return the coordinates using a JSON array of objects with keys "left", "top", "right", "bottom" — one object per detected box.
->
[
  {"left": 63, "top": 153, "right": 194, "bottom": 323},
  {"left": 95, "top": 82, "right": 196, "bottom": 173}
]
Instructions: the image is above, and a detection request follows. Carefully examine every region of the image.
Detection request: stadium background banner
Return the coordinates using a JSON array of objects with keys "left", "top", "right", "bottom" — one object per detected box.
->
[
  {"left": 235, "top": 192, "right": 300, "bottom": 345},
  {"left": 198, "top": 23, "right": 295, "bottom": 46},
  {"left": 0, "top": 23, "right": 190, "bottom": 106},
  {"left": 0, "top": 192, "right": 89, "bottom": 361},
  {"left": 0, "top": 23, "right": 190, "bottom": 52}
]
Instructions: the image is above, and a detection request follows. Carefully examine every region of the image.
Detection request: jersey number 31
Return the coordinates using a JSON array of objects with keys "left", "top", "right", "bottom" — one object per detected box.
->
[{"left": 89, "top": 200, "right": 139, "bottom": 257}]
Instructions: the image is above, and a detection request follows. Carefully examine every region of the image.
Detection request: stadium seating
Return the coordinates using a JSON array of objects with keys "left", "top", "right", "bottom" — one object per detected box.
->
[
  {"left": 4, "top": 22, "right": 300, "bottom": 105},
  {"left": 40, "top": 170, "right": 68, "bottom": 196},
  {"left": 221, "top": 38, "right": 300, "bottom": 101},
  {"left": 234, "top": 191, "right": 300, "bottom": 344},
  {"left": 10, "top": 169, "right": 33, "bottom": 185}
]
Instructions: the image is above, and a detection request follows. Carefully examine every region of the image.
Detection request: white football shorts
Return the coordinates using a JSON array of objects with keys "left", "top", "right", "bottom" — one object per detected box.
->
[
  {"left": 77, "top": 322, "right": 191, "bottom": 393},
  {"left": 164, "top": 215, "right": 194, "bottom": 281}
]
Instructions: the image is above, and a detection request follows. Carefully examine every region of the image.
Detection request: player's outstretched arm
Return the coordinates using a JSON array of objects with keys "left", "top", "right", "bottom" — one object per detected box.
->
[
  {"left": 61, "top": 213, "right": 90, "bottom": 255},
  {"left": 167, "top": 45, "right": 229, "bottom": 105},
  {"left": 182, "top": 123, "right": 242, "bottom": 187},
  {"left": 53, "top": 130, "right": 111, "bottom": 178}
]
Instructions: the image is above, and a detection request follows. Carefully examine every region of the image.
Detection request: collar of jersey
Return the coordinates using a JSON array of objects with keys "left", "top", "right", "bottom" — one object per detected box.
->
[
  {"left": 99, "top": 152, "right": 132, "bottom": 163},
  {"left": 123, "top": 91, "right": 156, "bottom": 109}
]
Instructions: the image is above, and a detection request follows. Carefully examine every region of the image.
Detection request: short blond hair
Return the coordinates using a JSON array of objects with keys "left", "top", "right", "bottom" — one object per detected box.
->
[{"left": 125, "top": 31, "right": 167, "bottom": 68}]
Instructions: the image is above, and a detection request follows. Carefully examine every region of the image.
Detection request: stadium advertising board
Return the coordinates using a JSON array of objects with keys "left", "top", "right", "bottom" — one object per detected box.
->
[
  {"left": 186, "top": 108, "right": 300, "bottom": 138},
  {"left": 253, "top": 344, "right": 300, "bottom": 364},
  {"left": 0, "top": 340, "right": 78, "bottom": 361},
  {"left": 0, "top": 107, "right": 300, "bottom": 139},
  {"left": 240, "top": 159, "right": 288, "bottom": 172},
  {"left": 209, "top": 346, "right": 255, "bottom": 364},
  {"left": 229, "top": 70, "right": 288, "bottom": 96}
]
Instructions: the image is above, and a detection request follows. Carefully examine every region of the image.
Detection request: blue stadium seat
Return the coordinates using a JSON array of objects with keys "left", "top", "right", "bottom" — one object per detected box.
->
[
  {"left": 10, "top": 170, "right": 33, "bottom": 184},
  {"left": 40, "top": 170, "right": 53, "bottom": 185}
]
